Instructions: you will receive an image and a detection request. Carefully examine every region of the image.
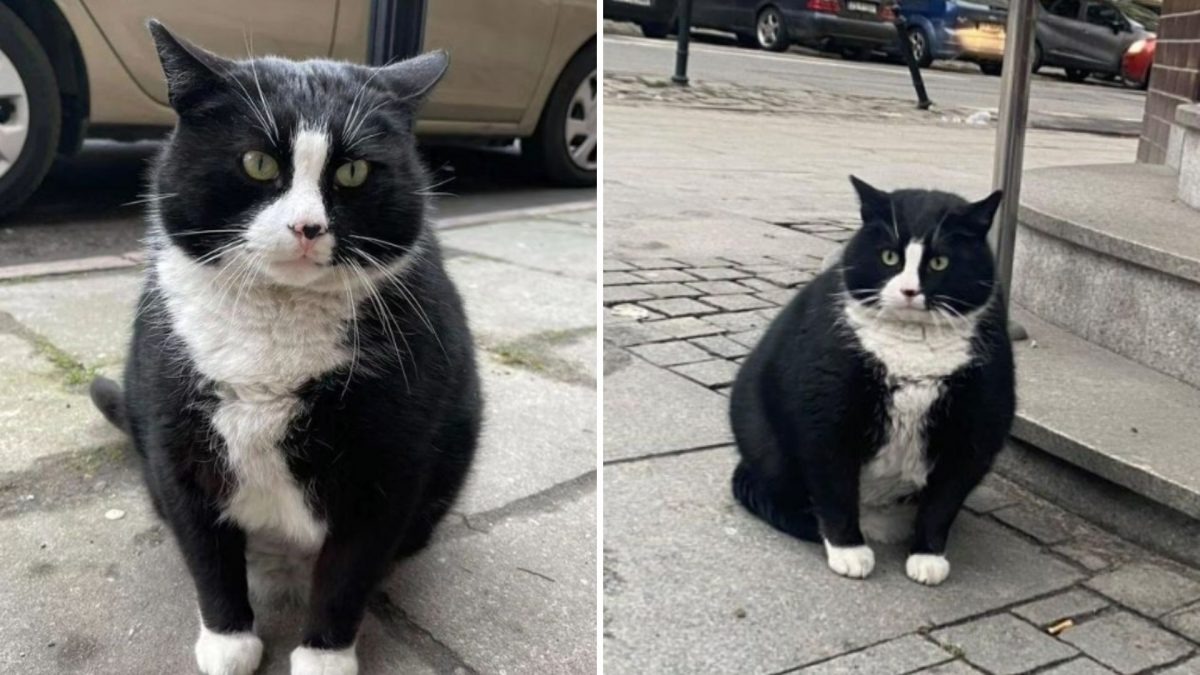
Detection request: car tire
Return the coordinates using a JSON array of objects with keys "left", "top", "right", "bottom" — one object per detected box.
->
[
  {"left": 640, "top": 21, "right": 670, "bottom": 39},
  {"left": 980, "top": 61, "right": 1002, "bottom": 76},
  {"left": 0, "top": 3, "right": 61, "bottom": 220},
  {"left": 523, "top": 45, "right": 596, "bottom": 187},
  {"left": 907, "top": 27, "right": 933, "bottom": 68},
  {"left": 755, "top": 6, "right": 789, "bottom": 52},
  {"left": 1065, "top": 68, "right": 1089, "bottom": 82},
  {"left": 1032, "top": 42, "right": 1043, "bottom": 74}
]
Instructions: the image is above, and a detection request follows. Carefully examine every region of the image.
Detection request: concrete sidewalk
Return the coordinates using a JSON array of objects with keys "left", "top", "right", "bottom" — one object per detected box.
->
[
  {"left": 602, "top": 99, "right": 1200, "bottom": 673},
  {"left": 0, "top": 207, "right": 597, "bottom": 674}
]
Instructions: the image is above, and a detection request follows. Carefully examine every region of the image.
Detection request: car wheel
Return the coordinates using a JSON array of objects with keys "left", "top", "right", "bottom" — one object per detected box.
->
[
  {"left": 0, "top": 3, "right": 61, "bottom": 220},
  {"left": 980, "top": 61, "right": 1002, "bottom": 76},
  {"left": 907, "top": 27, "right": 933, "bottom": 68},
  {"left": 1065, "top": 68, "right": 1089, "bottom": 82},
  {"left": 1032, "top": 42, "right": 1043, "bottom": 74},
  {"left": 640, "top": 21, "right": 670, "bottom": 39},
  {"left": 755, "top": 6, "right": 789, "bottom": 52},
  {"left": 523, "top": 46, "right": 596, "bottom": 186}
]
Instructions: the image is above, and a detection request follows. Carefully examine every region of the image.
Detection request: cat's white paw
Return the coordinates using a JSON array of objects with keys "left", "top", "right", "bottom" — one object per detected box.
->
[
  {"left": 194, "top": 625, "right": 263, "bottom": 675},
  {"left": 906, "top": 553, "right": 951, "bottom": 586},
  {"left": 291, "top": 644, "right": 358, "bottom": 675},
  {"left": 823, "top": 540, "right": 875, "bottom": 579}
]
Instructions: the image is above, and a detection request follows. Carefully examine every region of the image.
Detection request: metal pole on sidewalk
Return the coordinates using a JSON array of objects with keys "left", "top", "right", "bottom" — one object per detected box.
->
[
  {"left": 672, "top": 0, "right": 694, "bottom": 85},
  {"left": 991, "top": 0, "right": 1037, "bottom": 339},
  {"left": 893, "top": 16, "right": 931, "bottom": 109}
]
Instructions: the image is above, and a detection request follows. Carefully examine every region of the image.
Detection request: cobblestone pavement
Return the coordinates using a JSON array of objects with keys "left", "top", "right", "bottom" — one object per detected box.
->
[
  {"left": 603, "top": 252, "right": 1200, "bottom": 674},
  {"left": 0, "top": 208, "right": 597, "bottom": 674}
]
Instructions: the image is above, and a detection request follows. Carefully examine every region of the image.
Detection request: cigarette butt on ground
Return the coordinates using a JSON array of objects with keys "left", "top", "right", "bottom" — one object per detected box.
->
[{"left": 1048, "top": 619, "right": 1074, "bottom": 636}]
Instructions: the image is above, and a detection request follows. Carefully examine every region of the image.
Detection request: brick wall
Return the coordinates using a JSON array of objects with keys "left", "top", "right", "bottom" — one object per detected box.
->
[{"left": 1137, "top": 0, "right": 1200, "bottom": 163}]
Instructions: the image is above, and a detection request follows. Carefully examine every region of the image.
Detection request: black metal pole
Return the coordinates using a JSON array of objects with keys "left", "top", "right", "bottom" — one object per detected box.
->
[
  {"left": 672, "top": 0, "right": 694, "bottom": 86},
  {"left": 893, "top": 16, "right": 931, "bottom": 109}
]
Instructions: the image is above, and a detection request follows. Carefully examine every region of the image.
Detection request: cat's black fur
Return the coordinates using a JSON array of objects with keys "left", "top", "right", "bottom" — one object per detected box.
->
[
  {"left": 730, "top": 177, "right": 1014, "bottom": 577},
  {"left": 90, "top": 22, "right": 480, "bottom": 664}
]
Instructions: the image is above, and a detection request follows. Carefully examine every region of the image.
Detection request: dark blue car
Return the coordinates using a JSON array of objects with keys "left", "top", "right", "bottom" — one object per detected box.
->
[{"left": 891, "top": 0, "right": 1007, "bottom": 73}]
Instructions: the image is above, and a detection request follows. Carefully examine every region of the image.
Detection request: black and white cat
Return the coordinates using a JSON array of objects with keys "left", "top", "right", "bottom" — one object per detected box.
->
[
  {"left": 729, "top": 176, "right": 1015, "bottom": 586},
  {"left": 89, "top": 22, "right": 480, "bottom": 675}
]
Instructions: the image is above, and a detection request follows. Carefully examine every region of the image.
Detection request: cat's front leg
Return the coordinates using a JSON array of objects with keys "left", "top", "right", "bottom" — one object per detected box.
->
[
  {"left": 156, "top": 482, "right": 261, "bottom": 675},
  {"left": 292, "top": 520, "right": 408, "bottom": 675},
  {"left": 806, "top": 459, "right": 875, "bottom": 579},
  {"left": 907, "top": 450, "right": 991, "bottom": 586}
]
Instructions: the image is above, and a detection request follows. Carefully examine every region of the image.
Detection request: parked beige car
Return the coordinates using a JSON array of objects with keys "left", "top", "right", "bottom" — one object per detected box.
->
[{"left": 0, "top": 0, "right": 596, "bottom": 217}]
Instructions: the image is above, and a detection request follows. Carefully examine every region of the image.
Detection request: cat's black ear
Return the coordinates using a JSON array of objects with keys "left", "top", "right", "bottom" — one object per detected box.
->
[
  {"left": 849, "top": 175, "right": 890, "bottom": 224},
  {"left": 377, "top": 51, "right": 450, "bottom": 110},
  {"left": 960, "top": 190, "right": 1004, "bottom": 234},
  {"left": 147, "top": 20, "right": 233, "bottom": 115}
]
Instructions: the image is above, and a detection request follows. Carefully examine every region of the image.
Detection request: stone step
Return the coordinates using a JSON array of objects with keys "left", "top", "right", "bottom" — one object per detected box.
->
[
  {"left": 1012, "top": 162, "right": 1200, "bottom": 388},
  {"left": 1011, "top": 307, "right": 1200, "bottom": 522}
]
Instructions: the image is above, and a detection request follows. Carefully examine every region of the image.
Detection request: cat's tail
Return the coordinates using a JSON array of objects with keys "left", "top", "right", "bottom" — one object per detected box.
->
[
  {"left": 89, "top": 376, "right": 131, "bottom": 436},
  {"left": 732, "top": 460, "right": 821, "bottom": 542}
]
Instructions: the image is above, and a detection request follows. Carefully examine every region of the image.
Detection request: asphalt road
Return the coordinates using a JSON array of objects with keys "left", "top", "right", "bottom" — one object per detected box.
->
[
  {"left": 0, "top": 140, "right": 593, "bottom": 268},
  {"left": 604, "top": 32, "right": 1148, "bottom": 124}
]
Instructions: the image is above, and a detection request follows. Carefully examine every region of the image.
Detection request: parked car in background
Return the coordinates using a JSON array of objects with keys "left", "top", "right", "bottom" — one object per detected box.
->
[
  {"left": 605, "top": 0, "right": 680, "bottom": 38},
  {"left": 0, "top": 0, "right": 596, "bottom": 218},
  {"left": 889, "top": 0, "right": 1007, "bottom": 74},
  {"left": 678, "top": 0, "right": 899, "bottom": 56},
  {"left": 1121, "top": 34, "right": 1155, "bottom": 89},
  {"left": 1034, "top": 0, "right": 1154, "bottom": 84}
]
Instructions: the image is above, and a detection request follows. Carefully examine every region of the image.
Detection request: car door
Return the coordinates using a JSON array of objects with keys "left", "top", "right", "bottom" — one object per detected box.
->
[
  {"left": 691, "top": 0, "right": 728, "bottom": 29},
  {"left": 422, "top": 0, "right": 557, "bottom": 123},
  {"left": 1075, "top": 0, "right": 1134, "bottom": 72},
  {"left": 80, "top": 1, "right": 337, "bottom": 107},
  {"left": 1038, "top": 0, "right": 1087, "bottom": 67}
]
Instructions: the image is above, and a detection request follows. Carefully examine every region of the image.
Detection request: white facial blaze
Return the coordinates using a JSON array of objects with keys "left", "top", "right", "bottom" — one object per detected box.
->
[
  {"left": 881, "top": 241, "right": 925, "bottom": 309},
  {"left": 243, "top": 125, "right": 335, "bottom": 286}
]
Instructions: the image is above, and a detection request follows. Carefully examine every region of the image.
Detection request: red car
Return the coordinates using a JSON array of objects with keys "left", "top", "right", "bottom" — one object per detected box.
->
[{"left": 1123, "top": 36, "right": 1155, "bottom": 89}]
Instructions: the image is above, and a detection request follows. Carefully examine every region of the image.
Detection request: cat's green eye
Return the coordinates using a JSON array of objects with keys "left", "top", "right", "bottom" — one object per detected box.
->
[
  {"left": 335, "top": 160, "right": 370, "bottom": 188},
  {"left": 241, "top": 151, "right": 279, "bottom": 181},
  {"left": 880, "top": 249, "right": 901, "bottom": 266},
  {"left": 929, "top": 256, "right": 950, "bottom": 271}
]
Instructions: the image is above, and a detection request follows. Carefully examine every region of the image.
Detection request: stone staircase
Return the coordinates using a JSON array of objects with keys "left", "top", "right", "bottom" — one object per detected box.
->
[{"left": 1009, "top": 103, "right": 1200, "bottom": 530}]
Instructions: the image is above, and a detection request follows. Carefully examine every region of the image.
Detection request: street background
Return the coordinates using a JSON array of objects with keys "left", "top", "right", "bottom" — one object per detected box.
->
[
  {"left": 602, "top": 24, "right": 1200, "bottom": 675},
  {"left": 0, "top": 147, "right": 597, "bottom": 673}
]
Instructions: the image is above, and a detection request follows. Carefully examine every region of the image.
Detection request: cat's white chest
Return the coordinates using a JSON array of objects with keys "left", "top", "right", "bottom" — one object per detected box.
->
[{"left": 156, "top": 247, "right": 352, "bottom": 548}]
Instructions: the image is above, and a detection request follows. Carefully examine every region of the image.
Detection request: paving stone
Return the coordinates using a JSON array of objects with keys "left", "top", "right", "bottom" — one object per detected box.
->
[
  {"left": 689, "top": 267, "right": 749, "bottom": 281},
  {"left": 671, "top": 256, "right": 730, "bottom": 267},
  {"left": 672, "top": 359, "right": 740, "bottom": 388},
  {"left": 738, "top": 277, "right": 783, "bottom": 292},
  {"left": 1085, "top": 562, "right": 1200, "bottom": 617},
  {"left": 1057, "top": 611, "right": 1194, "bottom": 674},
  {"left": 991, "top": 503, "right": 1086, "bottom": 545},
  {"left": 604, "top": 321, "right": 672, "bottom": 347},
  {"left": 1038, "top": 657, "right": 1118, "bottom": 674},
  {"left": 629, "top": 341, "right": 713, "bottom": 367},
  {"left": 441, "top": 217, "right": 594, "bottom": 281},
  {"left": 702, "top": 294, "right": 774, "bottom": 312},
  {"left": 736, "top": 264, "right": 789, "bottom": 274},
  {"left": 822, "top": 230, "right": 857, "bottom": 242},
  {"left": 1051, "top": 526, "right": 1143, "bottom": 573},
  {"left": 643, "top": 317, "right": 725, "bottom": 340},
  {"left": 756, "top": 289, "right": 797, "bottom": 306},
  {"left": 799, "top": 635, "right": 951, "bottom": 674},
  {"left": 640, "top": 298, "right": 720, "bottom": 317},
  {"left": 963, "top": 479, "right": 1021, "bottom": 514},
  {"left": 632, "top": 268, "right": 696, "bottom": 283},
  {"left": 603, "top": 259, "right": 635, "bottom": 272},
  {"left": 604, "top": 285, "right": 653, "bottom": 305},
  {"left": 1157, "top": 657, "right": 1200, "bottom": 674},
  {"left": 687, "top": 280, "right": 751, "bottom": 295},
  {"left": 454, "top": 358, "right": 595, "bottom": 514},
  {"left": 704, "top": 310, "right": 770, "bottom": 332},
  {"left": 760, "top": 269, "right": 817, "bottom": 287},
  {"left": 931, "top": 614, "right": 1078, "bottom": 675},
  {"left": 722, "top": 255, "right": 779, "bottom": 267},
  {"left": 605, "top": 449, "right": 1082, "bottom": 674},
  {"left": 1164, "top": 604, "right": 1200, "bottom": 642},
  {"left": 609, "top": 303, "right": 663, "bottom": 321},
  {"left": 0, "top": 334, "right": 126, "bottom": 474},
  {"left": 1013, "top": 590, "right": 1110, "bottom": 627},
  {"left": 388, "top": 488, "right": 596, "bottom": 674},
  {"left": 603, "top": 358, "right": 731, "bottom": 462},
  {"left": 915, "top": 662, "right": 986, "bottom": 674},
  {"left": 604, "top": 271, "right": 642, "bottom": 286},
  {"left": 0, "top": 271, "right": 140, "bottom": 366},
  {"left": 627, "top": 258, "right": 687, "bottom": 270},
  {"left": 637, "top": 282, "right": 703, "bottom": 298},
  {"left": 728, "top": 329, "right": 766, "bottom": 349},
  {"left": 448, "top": 257, "right": 593, "bottom": 343},
  {"left": 689, "top": 335, "right": 750, "bottom": 359}
]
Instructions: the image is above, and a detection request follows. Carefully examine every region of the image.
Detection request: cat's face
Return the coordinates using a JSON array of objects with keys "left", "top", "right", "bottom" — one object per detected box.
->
[
  {"left": 841, "top": 176, "right": 1003, "bottom": 324},
  {"left": 146, "top": 21, "right": 446, "bottom": 290}
]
